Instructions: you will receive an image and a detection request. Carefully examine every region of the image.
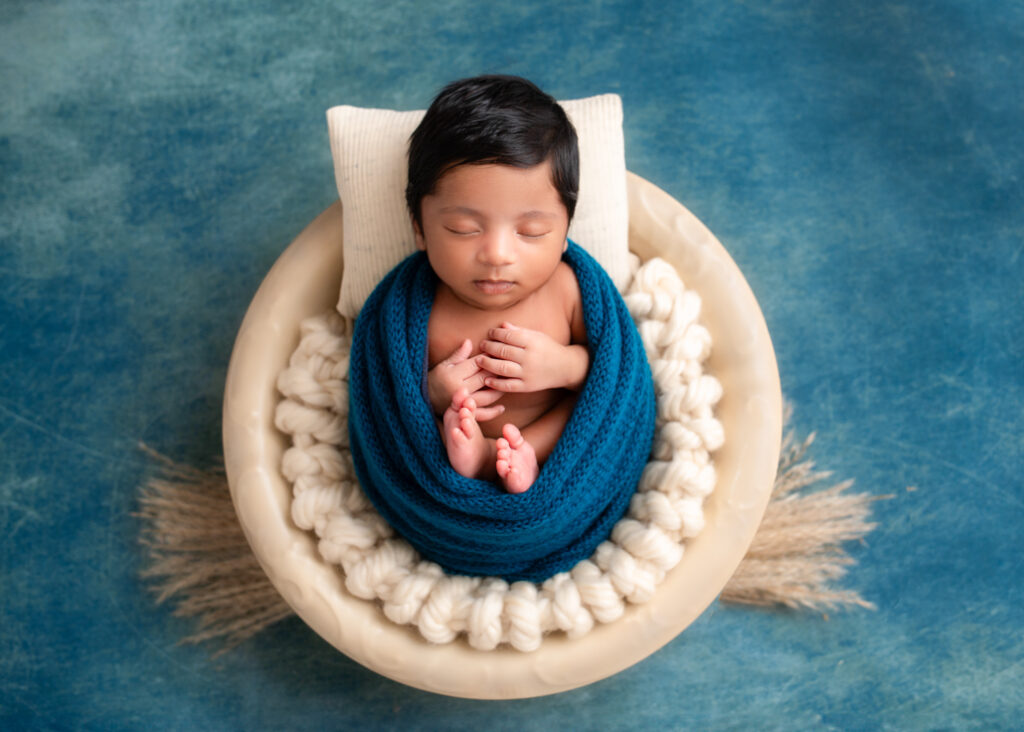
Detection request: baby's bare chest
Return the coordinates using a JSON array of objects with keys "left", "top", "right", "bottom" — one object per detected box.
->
[{"left": 426, "top": 294, "right": 571, "bottom": 367}]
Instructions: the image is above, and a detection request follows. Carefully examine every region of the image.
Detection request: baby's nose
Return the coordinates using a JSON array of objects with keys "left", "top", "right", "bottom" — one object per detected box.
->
[{"left": 477, "top": 230, "right": 516, "bottom": 266}]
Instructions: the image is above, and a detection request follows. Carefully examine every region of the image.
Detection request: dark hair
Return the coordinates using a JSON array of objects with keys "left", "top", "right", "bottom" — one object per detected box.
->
[{"left": 406, "top": 75, "right": 579, "bottom": 229}]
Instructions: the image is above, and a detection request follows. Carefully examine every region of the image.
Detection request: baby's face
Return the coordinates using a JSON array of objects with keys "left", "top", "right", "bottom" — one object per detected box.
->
[{"left": 414, "top": 161, "right": 569, "bottom": 311}]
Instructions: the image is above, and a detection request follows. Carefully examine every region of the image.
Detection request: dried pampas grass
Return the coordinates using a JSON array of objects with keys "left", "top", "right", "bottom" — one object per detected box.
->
[{"left": 137, "top": 412, "right": 877, "bottom": 654}]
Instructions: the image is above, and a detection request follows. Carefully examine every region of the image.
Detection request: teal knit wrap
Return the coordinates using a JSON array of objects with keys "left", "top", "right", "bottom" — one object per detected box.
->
[{"left": 348, "top": 242, "right": 656, "bottom": 582}]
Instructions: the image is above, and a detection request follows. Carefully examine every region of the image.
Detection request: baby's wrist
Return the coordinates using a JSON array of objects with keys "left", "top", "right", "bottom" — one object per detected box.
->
[
  {"left": 562, "top": 344, "right": 589, "bottom": 391},
  {"left": 426, "top": 370, "right": 448, "bottom": 413}
]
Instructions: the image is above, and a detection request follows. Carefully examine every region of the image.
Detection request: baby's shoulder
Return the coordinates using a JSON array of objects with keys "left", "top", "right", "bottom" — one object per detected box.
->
[
  {"left": 549, "top": 261, "right": 585, "bottom": 341},
  {"left": 549, "top": 260, "right": 582, "bottom": 301}
]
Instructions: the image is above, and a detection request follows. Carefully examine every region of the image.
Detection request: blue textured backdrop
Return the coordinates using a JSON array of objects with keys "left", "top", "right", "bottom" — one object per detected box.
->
[{"left": 2, "top": 1, "right": 1021, "bottom": 728}]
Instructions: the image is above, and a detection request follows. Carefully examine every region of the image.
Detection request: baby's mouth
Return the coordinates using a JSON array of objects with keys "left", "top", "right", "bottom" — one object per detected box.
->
[{"left": 474, "top": 279, "right": 514, "bottom": 295}]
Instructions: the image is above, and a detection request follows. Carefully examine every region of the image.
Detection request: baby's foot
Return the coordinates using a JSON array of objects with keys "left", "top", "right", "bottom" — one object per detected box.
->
[
  {"left": 442, "top": 389, "right": 491, "bottom": 479},
  {"left": 495, "top": 423, "right": 539, "bottom": 494}
]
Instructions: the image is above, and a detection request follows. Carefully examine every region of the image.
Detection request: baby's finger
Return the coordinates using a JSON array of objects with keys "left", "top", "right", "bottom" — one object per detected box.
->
[
  {"left": 449, "top": 355, "right": 482, "bottom": 377},
  {"left": 469, "top": 388, "right": 504, "bottom": 407},
  {"left": 475, "top": 404, "right": 505, "bottom": 422},
  {"left": 479, "top": 338, "right": 524, "bottom": 361},
  {"left": 476, "top": 354, "right": 522, "bottom": 377},
  {"left": 483, "top": 376, "right": 525, "bottom": 393},
  {"left": 487, "top": 325, "right": 529, "bottom": 347},
  {"left": 458, "top": 368, "right": 487, "bottom": 393},
  {"left": 440, "top": 338, "right": 473, "bottom": 366}
]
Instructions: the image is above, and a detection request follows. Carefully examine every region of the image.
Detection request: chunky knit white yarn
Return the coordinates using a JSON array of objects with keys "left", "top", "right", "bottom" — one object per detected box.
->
[{"left": 275, "top": 256, "right": 722, "bottom": 651}]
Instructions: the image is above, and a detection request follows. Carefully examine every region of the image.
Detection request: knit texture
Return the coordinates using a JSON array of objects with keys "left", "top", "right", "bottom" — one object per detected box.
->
[{"left": 348, "top": 242, "right": 656, "bottom": 582}]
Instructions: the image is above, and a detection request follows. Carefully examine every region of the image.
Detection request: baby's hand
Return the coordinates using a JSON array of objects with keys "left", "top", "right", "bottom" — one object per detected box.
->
[
  {"left": 477, "top": 322, "right": 589, "bottom": 394},
  {"left": 427, "top": 339, "right": 506, "bottom": 420}
]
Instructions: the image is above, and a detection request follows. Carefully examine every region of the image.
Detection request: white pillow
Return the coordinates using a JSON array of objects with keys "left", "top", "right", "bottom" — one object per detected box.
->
[{"left": 327, "top": 94, "right": 630, "bottom": 318}]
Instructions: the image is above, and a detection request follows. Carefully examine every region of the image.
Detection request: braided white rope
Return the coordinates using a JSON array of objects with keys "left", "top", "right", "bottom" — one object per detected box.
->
[{"left": 275, "top": 256, "right": 722, "bottom": 651}]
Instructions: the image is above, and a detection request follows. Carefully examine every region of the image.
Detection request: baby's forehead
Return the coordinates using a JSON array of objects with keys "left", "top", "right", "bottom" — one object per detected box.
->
[
  {"left": 431, "top": 161, "right": 560, "bottom": 199},
  {"left": 426, "top": 164, "right": 566, "bottom": 222},
  {"left": 437, "top": 204, "right": 559, "bottom": 219}
]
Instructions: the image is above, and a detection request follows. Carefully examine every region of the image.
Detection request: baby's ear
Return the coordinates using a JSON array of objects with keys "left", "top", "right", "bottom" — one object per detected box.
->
[
  {"left": 412, "top": 215, "right": 426, "bottom": 251},
  {"left": 562, "top": 238, "right": 569, "bottom": 253}
]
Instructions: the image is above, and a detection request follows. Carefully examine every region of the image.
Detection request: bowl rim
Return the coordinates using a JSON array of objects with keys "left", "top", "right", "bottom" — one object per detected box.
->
[{"left": 222, "top": 171, "right": 782, "bottom": 699}]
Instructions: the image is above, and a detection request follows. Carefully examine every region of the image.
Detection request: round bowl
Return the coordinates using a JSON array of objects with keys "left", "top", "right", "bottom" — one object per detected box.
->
[{"left": 222, "top": 171, "right": 782, "bottom": 699}]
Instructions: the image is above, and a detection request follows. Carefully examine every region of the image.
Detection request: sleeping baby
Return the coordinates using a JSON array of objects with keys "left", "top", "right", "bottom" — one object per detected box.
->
[
  {"left": 407, "top": 75, "right": 589, "bottom": 494},
  {"left": 347, "top": 74, "right": 655, "bottom": 578}
]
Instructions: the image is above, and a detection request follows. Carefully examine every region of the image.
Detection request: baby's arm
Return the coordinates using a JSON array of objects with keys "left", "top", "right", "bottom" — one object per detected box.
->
[
  {"left": 476, "top": 322, "right": 589, "bottom": 393},
  {"left": 427, "top": 339, "right": 506, "bottom": 421}
]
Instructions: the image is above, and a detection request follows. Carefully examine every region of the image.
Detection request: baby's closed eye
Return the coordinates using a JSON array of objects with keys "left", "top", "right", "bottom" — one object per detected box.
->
[{"left": 444, "top": 226, "right": 479, "bottom": 236}]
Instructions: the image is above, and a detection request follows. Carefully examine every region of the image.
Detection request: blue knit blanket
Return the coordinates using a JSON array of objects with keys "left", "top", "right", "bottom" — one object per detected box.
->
[{"left": 348, "top": 242, "right": 656, "bottom": 582}]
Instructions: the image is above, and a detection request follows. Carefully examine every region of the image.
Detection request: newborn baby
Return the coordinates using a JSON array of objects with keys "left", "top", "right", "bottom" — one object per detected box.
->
[{"left": 406, "top": 75, "right": 589, "bottom": 494}]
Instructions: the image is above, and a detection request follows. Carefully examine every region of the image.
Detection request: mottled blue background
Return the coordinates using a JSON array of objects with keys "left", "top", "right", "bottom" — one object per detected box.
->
[{"left": 2, "top": 1, "right": 1022, "bottom": 729}]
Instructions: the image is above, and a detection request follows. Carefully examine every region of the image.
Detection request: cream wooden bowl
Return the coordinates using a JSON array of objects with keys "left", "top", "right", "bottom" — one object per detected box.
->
[{"left": 223, "top": 172, "right": 782, "bottom": 699}]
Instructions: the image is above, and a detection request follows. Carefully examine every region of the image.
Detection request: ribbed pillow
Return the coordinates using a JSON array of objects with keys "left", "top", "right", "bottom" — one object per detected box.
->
[{"left": 326, "top": 94, "right": 629, "bottom": 318}]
